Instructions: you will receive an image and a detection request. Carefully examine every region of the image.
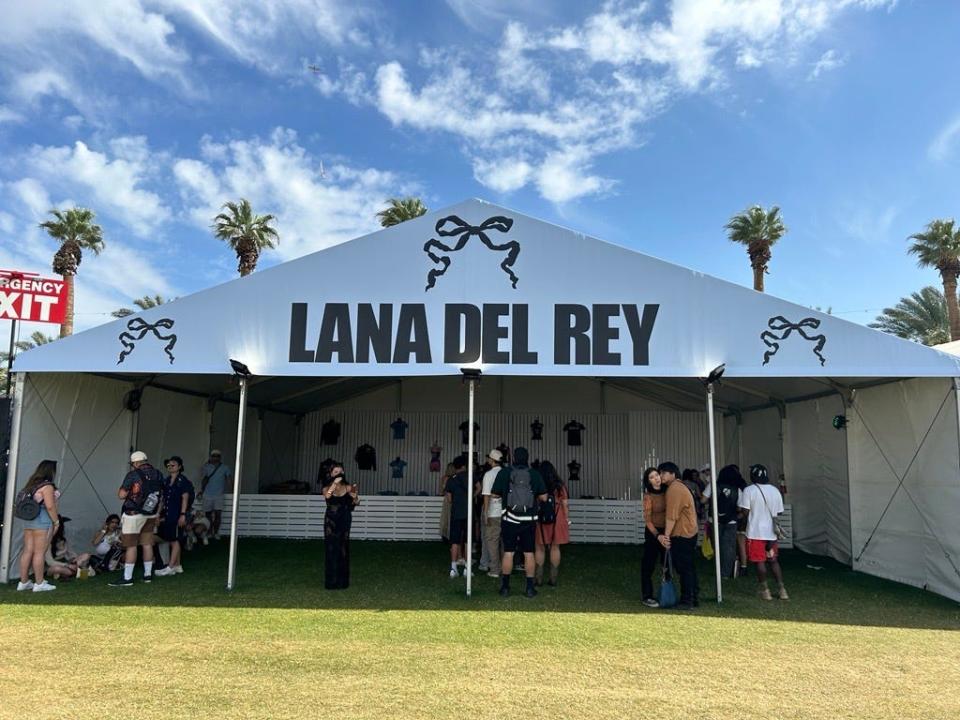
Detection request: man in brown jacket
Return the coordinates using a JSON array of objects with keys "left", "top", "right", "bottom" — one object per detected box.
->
[{"left": 659, "top": 461, "right": 699, "bottom": 609}]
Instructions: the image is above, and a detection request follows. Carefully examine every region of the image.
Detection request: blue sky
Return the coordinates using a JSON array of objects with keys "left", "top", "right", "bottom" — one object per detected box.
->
[{"left": 1, "top": 0, "right": 959, "bottom": 337}]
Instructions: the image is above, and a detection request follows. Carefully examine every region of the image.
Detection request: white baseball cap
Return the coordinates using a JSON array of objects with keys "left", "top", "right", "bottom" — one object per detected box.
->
[
  {"left": 488, "top": 449, "right": 503, "bottom": 462},
  {"left": 130, "top": 450, "right": 148, "bottom": 463},
  {"left": 210, "top": 449, "right": 222, "bottom": 457},
  {"left": 699, "top": 463, "right": 711, "bottom": 474}
]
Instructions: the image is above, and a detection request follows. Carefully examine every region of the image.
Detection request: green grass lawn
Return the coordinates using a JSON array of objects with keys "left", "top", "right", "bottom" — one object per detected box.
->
[{"left": 2, "top": 540, "right": 958, "bottom": 720}]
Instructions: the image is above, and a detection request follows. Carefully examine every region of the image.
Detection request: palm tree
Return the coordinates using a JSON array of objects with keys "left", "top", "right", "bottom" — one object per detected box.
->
[
  {"left": 39, "top": 207, "right": 105, "bottom": 337},
  {"left": 112, "top": 295, "right": 170, "bottom": 319},
  {"left": 15, "top": 331, "right": 56, "bottom": 351},
  {"left": 377, "top": 197, "right": 427, "bottom": 228},
  {"left": 212, "top": 199, "right": 279, "bottom": 277},
  {"left": 724, "top": 205, "right": 787, "bottom": 292},
  {"left": 907, "top": 219, "right": 960, "bottom": 341},
  {"left": 869, "top": 286, "right": 950, "bottom": 346},
  {"left": 3, "top": 332, "right": 55, "bottom": 392}
]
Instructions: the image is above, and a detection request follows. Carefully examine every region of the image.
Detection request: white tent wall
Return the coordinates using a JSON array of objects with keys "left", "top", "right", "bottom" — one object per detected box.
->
[
  {"left": 738, "top": 407, "right": 783, "bottom": 483},
  {"left": 848, "top": 377, "right": 960, "bottom": 601},
  {"left": 782, "top": 395, "right": 851, "bottom": 563},
  {"left": 210, "top": 402, "right": 261, "bottom": 492},
  {"left": 293, "top": 377, "right": 718, "bottom": 498},
  {"left": 258, "top": 411, "right": 299, "bottom": 488},
  {"left": 8, "top": 373, "right": 131, "bottom": 579},
  {"left": 134, "top": 385, "right": 208, "bottom": 482}
]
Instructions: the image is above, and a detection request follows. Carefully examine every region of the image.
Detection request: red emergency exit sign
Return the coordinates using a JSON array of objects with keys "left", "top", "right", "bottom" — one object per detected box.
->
[{"left": 0, "top": 269, "right": 69, "bottom": 324}]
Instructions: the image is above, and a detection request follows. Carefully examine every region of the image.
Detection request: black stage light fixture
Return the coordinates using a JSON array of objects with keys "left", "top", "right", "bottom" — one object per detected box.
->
[
  {"left": 832, "top": 414, "right": 847, "bottom": 430},
  {"left": 460, "top": 367, "right": 482, "bottom": 383}
]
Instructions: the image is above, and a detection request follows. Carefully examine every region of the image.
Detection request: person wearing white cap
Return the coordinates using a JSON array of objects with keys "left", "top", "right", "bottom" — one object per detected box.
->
[
  {"left": 199, "top": 450, "right": 232, "bottom": 540},
  {"left": 480, "top": 449, "right": 505, "bottom": 577},
  {"left": 109, "top": 451, "right": 164, "bottom": 587}
]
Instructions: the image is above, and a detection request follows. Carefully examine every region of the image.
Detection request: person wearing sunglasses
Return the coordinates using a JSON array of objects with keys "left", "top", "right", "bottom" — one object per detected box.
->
[{"left": 154, "top": 456, "right": 195, "bottom": 577}]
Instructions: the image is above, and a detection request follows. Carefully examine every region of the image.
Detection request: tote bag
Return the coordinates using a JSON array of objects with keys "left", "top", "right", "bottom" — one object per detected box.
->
[{"left": 658, "top": 551, "right": 678, "bottom": 608}]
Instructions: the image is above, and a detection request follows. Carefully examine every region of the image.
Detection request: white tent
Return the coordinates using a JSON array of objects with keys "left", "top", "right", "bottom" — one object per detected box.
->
[{"left": 3, "top": 199, "right": 959, "bottom": 600}]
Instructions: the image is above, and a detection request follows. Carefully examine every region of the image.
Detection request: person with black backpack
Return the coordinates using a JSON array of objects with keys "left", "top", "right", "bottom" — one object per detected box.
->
[
  {"left": 490, "top": 447, "right": 548, "bottom": 598},
  {"left": 704, "top": 465, "right": 744, "bottom": 579},
  {"left": 109, "top": 450, "right": 164, "bottom": 587},
  {"left": 15, "top": 459, "right": 61, "bottom": 592}
]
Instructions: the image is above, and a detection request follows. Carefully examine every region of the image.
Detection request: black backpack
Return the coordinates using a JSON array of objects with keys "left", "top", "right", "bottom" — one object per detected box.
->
[
  {"left": 14, "top": 484, "right": 47, "bottom": 521},
  {"left": 134, "top": 468, "right": 164, "bottom": 515},
  {"left": 716, "top": 485, "right": 739, "bottom": 524},
  {"left": 538, "top": 492, "right": 557, "bottom": 525},
  {"left": 506, "top": 467, "right": 535, "bottom": 514}
]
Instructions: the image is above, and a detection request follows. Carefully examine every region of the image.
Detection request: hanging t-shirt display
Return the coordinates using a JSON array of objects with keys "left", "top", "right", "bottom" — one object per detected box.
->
[
  {"left": 459, "top": 421, "right": 479, "bottom": 446},
  {"left": 563, "top": 420, "right": 586, "bottom": 446},
  {"left": 530, "top": 418, "right": 544, "bottom": 441},
  {"left": 429, "top": 443, "right": 442, "bottom": 472},
  {"left": 320, "top": 419, "right": 341, "bottom": 445},
  {"left": 390, "top": 418, "right": 409, "bottom": 440},
  {"left": 567, "top": 459, "right": 581, "bottom": 482},
  {"left": 355, "top": 444, "right": 377, "bottom": 471},
  {"left": 389, "top": 457, "right": 407, "bottom": 479}
]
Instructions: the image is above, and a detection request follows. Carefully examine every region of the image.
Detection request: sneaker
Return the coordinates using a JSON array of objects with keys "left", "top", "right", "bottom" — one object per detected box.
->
[
  {"left": 525, "top": 586, "right": 538, "bottom": 598},
  {"left": 759, "top": 586, "right": 773, "bottom": 601},
  {"left": 642, "top": 598, "right": 659, "bottom": 608},
  {"left": 16, "top": 581, "right": 34, "bottom": 591},
  {"left": 202, "top": 537, "right": 209, "bottom": 546},
  {"left": 173, "top": 565, "right": 184, "bottom": 574},
  {"left": 499, "top": 586, "right": 510, "bottom": 597},
  {"left": 143, "top": 575, "right": 152, "bottom": 583},
  {"left": 778, "top": 586, "right": 790, "bottom": 600},
  {"left": 110, "top": 578, "right": 134, "bottom": 587},
  {"left": 154, "top": 567, "right": 176, "bottom": 577},
  {"left": 487, "top": 571, "right": 500, "bottom": 578},
  {"left": 32, "top": 581, "right": 56, "bottom": 592},
  {"left": 449, "top": 568, "right": 459, "bottom": 579}
]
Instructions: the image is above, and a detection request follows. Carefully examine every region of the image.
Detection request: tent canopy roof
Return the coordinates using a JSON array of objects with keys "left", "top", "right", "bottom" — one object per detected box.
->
[{"left": 15, "top": 198, "right": 960, "bottom": 381}]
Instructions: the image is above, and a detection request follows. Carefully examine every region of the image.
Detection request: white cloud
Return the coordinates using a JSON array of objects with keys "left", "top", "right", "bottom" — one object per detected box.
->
[
  {"left": 0, "top": 106, "right": 23, "bottom": 123},
  {"left": 808, "top": 49, "right": 846, "bottom": 80},
  {"left": 352, "top": 0, "right": 895, "bottom": 203},
  {"left": 173, "top": 128, "right": 411, "bottom": 261},
  {"left": 10, "top": 179, "right": 53, "bottom": 218},
  {"left": 23, "top": 139, "right": 170, "bottom": 233},
  {"left": 928, "top": 114, "right": 960, "bottom": 162}
]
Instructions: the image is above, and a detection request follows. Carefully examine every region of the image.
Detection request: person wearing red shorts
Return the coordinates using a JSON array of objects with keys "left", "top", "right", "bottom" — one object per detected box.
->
[{"left": 737, "top": 464, "right": 788, "bottom": 601}]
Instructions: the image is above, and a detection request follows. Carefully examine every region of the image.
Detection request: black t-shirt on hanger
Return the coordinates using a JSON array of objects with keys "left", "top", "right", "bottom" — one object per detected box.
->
[
  {"left": 567, "top": 460, "right": 581, "bottom": 482},
  {"left": 530, "top": 418, "right": 544, "bottom": 441},
  {"left": 563, "top": 420, "right": 585, "bottom": 446},
  {"left": 321, "top": 419, "right": 341, "bottom": 445},
  {"left": 355, "top": 444, "right": 377, "bottom": 471},
  {"left": 459, "top": 421, "right": 479, "bottom": 446}
]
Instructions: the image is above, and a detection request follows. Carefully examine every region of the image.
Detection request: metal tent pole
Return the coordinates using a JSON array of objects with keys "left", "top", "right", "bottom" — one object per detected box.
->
[
  {"left": 226, "top": 376, "right": 248, "bottom": 591},
  {"left": 1, "top": 372, "right": 25, "bottom": 583},
  {"left": 465, "top": 376, "right": 475, "bottom": 598},
  {"left": 707, "top": 383, "right": 723, "bottom": 603}
]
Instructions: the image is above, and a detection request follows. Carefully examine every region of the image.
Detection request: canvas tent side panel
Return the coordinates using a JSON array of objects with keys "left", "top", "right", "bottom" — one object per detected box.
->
[
  {"left": 848, "top": 377, "right": 960, "bottom": 601},
  {"left": 135, "top": 386, "right": 208, "bottom": 482},
  {"left": 9, "top": 373, "right": 131, "bottom": 578},
  {"left": 784, "top": 395, "right": 851, "bottom": 563}
]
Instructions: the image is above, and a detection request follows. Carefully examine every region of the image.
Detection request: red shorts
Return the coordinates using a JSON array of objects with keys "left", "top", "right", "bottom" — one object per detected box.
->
[{"left": 747, "top": 538, "right": 778, "bottom": 563}]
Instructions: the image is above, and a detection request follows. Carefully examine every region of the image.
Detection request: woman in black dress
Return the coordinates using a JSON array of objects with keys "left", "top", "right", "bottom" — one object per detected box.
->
[{"left": 323, "top": 464, "right": 359, "bottom": 589}]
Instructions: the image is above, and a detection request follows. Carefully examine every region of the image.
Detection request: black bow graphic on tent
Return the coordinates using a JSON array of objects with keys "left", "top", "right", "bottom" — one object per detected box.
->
[
  {"left": 423, "top": 215, "right": 519, "bottom": 291},
  {"left": 760, "top": 316, "right": 826, "bottom": 366},
  {"left": 117, "top": 318, "right": 178, "bottom": 365}
]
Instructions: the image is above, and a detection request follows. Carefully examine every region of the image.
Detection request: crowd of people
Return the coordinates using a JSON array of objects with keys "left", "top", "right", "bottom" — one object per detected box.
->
[
  {"left": 14, "top": 449, "right": 233, "bottom": 592},
  {"left": 640, "top": 461, "right": 789, "bottom": 608},
  {"left": 14, "top": 444, "right": 788, "bottom": 608}
]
